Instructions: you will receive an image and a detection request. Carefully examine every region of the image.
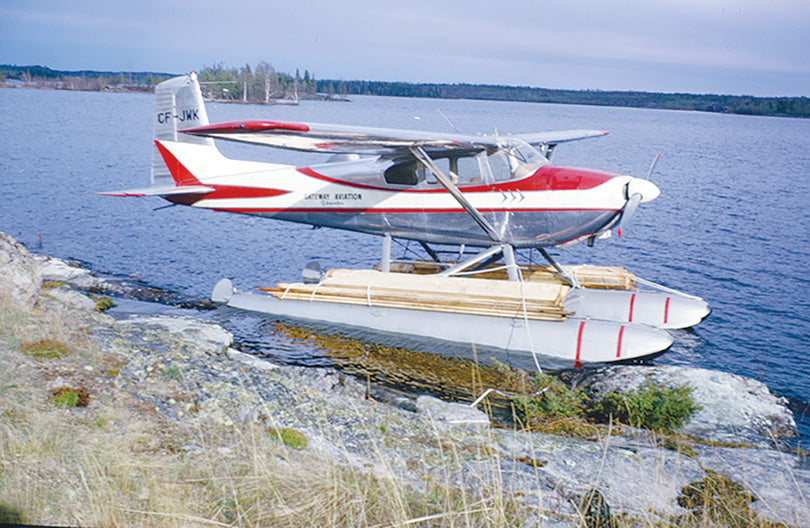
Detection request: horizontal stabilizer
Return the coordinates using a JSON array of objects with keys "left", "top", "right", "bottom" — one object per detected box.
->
[{"left": 98, "top": 185, "right": 215, "bottom": 198}]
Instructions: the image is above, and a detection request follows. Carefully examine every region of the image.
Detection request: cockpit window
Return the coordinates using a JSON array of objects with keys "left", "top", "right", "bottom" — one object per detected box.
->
[
  {"left": 490, "top": 140, "right": 546, "bottom": 181},
  {"left": 383, "top": 141, "right": 546, "bottom": 187}
]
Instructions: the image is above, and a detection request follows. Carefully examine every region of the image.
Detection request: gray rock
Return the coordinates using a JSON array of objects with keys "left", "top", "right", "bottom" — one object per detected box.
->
[
  {"left": 50, "top": 289, "right": 804, "bottom": 525},
  {"left": 36, "top": 255, "right": 94, "bottom": 284},
  {"left": 42, "top": 286, "right": 98, "bottom": 311},
  {"left": 226, "top": 348, "right": 280, "bottom": 371},
  {"left": 115, "top": 314, "right": 232, "bottom": 354},
  {"left": 416, "top": 394, "right": 490, "bottom": 427},
  {"left": 692, "top": 444, "right": 810, "bottom": 526},
  {"left": 496, "top": 429, "right": 705, "bottom": 519},
  {"left": 0, "top": 232, "right": 42, "bottom": 309},
  {"left": 587, "top": 365, "right": 797, "bottom": 447}
]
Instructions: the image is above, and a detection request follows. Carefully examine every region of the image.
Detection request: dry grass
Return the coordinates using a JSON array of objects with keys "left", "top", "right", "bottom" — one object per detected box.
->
[
  {"left": 0, "top": 299, "right": 806, "bottom": 528},
  {"left": 0, "top": 301, "right": 542, "bottom": 527}
]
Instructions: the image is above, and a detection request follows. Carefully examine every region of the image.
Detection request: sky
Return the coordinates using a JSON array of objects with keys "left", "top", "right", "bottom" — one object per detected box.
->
[{"left": 1, "top": 0, "right": 809, "bottom": 97}]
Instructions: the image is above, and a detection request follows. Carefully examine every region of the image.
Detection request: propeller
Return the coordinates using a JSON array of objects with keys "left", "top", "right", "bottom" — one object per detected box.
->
[
  {"left": 617, "top": 153, "right": 661, "bottom": 236},
  {"left": 617, "top": 193, "right": 642, "bottom": 236}
]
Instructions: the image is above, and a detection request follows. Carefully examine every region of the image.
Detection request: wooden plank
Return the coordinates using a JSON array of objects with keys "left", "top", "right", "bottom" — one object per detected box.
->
[
  {"left": 321, "top": 269, "right": 570, "bottom": 302},
  {"left": 265, "top": 284, "right": 567, "bottom": 313},
  {"left": 260, "top": 289, "right": 570, "bottom": 321}
]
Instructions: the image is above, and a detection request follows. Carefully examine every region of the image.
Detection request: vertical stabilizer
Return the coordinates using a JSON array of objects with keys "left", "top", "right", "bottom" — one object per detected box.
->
[{"left": 151, "top": 73, "right": 215, "bottom": 185}]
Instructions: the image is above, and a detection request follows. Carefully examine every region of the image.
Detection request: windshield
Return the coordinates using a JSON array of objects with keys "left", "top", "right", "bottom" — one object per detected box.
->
[{"left": 488, "top": 139, "right": 547, "bottom": 182}]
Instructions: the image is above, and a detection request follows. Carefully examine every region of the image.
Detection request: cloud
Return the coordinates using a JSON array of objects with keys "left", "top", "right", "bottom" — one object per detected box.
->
[{"left": 1, "top": 0, "right": 808, "bottom": 95}]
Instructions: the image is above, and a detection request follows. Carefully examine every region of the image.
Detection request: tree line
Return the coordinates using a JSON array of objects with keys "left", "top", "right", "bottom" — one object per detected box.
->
[
  {"left": 0, "top": 64, "right": 172, "bottom": 92},
  {"left": 314, "top": 79, "right": 810, "bottom": 118},
  {"left": 3, "top": 63, "right": 809, "bottom": 118}
]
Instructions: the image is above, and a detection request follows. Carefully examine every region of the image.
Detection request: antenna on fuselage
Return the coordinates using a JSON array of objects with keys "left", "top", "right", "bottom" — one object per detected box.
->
[{"left": 437, "top": 108, "right": 461, "bottom": 134}]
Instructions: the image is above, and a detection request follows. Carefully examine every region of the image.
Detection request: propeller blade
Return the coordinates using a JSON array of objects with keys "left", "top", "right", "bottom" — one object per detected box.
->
[
  {"left": 646, "top": 152, "right": 661, "bottom": 180},
  {"left": 617, "top": 193, "right": 643, "bottom": 236}
]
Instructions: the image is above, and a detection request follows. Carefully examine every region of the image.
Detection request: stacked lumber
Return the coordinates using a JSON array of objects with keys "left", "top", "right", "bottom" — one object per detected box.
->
[
  {"left": 528, "top": 265, "right": 637, "bottom": 290},
  {"left": 259, "top": 269, "right": 572, "bottom": 321},
  {"left": 379, "top": 260, "right": 638, "bottom": 290}
]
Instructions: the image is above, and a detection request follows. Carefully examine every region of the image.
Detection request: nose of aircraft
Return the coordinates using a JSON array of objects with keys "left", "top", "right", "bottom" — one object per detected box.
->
[{"left": 626, "top": 177, "right": 661, "bottom": 203}]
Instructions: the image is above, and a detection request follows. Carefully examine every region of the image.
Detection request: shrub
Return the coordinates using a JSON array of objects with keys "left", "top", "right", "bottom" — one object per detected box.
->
[
  {"left": 496, "top": 364, "right": 588, "bottom": 435},
  {"left": 589, "top": 379, "right": 700, "bottom": 431}
]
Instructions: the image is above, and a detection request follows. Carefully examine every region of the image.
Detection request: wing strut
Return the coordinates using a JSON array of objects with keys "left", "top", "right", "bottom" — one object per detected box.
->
[{"left": 410, "top": 146, "right": 501, "bottom": 243}]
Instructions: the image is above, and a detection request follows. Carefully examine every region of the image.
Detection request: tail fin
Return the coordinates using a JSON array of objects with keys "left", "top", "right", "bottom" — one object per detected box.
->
[{"left": 151, "top": 73, "right": 216, "bottom": 186}]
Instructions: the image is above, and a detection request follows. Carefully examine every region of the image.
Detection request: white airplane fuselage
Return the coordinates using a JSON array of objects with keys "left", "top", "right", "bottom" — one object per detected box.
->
[{"left": 156, "top": 139, "right": 651, "bottom": 248}]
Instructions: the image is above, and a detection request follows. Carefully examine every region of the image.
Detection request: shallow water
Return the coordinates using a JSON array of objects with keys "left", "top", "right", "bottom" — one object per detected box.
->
[{"left": 2, "top": 87, "right": 809, "bottom": 445}]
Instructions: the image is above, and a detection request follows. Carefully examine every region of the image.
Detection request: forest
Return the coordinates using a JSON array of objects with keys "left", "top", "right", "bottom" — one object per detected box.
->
[{"left": 3, "top": 63, "right": 809, "bottom": 118}]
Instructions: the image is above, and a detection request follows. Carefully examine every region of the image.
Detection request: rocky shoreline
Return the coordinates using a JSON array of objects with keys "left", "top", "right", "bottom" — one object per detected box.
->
[{"left": 1, "top": 232, "right": 808, "bottom": 527}]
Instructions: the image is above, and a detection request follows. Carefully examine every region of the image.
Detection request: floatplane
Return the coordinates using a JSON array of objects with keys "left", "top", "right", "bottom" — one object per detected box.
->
[{"left": 103, "top": 73, "right": 709, "bottom": 369}]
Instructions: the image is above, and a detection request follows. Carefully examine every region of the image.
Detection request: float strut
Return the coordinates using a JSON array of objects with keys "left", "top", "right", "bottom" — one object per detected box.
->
[
  {"left": 419, "top": 241, "right": 441, "bottom": 263},
  {"left": 502, "top": 244, "right": 521, "bottom": 282},
  {"left": 537, "top": 247, "right": 578, "bottom": 288},
  {"left": 381, "top": 234, "right": 392, "bottom": 272}
]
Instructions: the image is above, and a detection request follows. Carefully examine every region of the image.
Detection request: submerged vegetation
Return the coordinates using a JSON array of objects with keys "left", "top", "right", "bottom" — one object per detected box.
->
[{"left": 3, "top": 62, "right": 809, "bottom": 117}]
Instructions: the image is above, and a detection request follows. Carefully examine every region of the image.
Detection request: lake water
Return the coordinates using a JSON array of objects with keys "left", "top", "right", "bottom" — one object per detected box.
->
[{"left": 2, "top": 87, "right": 809, "bottom": 445}]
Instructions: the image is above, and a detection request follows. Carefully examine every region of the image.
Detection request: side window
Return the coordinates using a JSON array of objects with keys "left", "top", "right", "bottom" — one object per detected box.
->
[
  {"left": 384, "top": 161, "right": 419, "bottom": 185},
  {"left": 487, "top": 151, "right": 513, "bottom": 182},
  {"left": 455, "top": 156, "right": 483, "bottom": 185}
]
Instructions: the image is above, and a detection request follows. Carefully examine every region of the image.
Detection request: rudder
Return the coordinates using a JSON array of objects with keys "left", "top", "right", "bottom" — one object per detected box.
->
[{"left": 151, "top": 73, "right": 215, "bottom": 185}]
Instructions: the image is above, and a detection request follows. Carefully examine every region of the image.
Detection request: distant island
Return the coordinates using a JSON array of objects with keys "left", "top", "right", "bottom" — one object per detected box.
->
[{"left": 3, "top": 63, "right": 809, "bottom": 118}]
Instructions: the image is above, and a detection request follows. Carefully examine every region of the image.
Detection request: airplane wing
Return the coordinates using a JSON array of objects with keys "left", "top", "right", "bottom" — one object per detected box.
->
[
  {"left": 511, "top": 129, "right": 609, "bottom": 147},
  {"left": 182, "top": 120, "right": 607, "bottom": 157}
]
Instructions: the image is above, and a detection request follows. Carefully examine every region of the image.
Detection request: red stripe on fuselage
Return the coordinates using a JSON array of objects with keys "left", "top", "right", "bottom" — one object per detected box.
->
[
  {"left": 298, "top": 164, "right": 616, "bottom": 194},
  {"left": 155, "top": 141, "right": 290, "bottom": 201},
  {"left": 204, "top": 186, "right": 289, "bottom": 200},
  {"left": 211, "top": 206, "right": 616, "bottom": 215}
]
